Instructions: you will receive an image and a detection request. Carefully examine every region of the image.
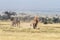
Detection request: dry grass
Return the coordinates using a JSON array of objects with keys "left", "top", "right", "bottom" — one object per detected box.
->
[{"left": 0, "top": 21, "right": 60, "bottom": 40}]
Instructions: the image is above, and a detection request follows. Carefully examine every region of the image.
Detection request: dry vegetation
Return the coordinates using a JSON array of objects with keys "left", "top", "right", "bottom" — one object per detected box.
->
[{"left": 0, "top": 21, "right": 60, "bottom": 40}]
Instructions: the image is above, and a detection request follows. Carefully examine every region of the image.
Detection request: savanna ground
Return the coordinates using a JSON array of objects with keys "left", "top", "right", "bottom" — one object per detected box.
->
[{"left": 0, "top": 21, "right": 60, "bottom": 40}]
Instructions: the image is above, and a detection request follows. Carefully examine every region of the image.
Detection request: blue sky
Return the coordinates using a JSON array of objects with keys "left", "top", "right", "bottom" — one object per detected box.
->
[{"left": 0, "top": 0, "right": 60, "bottom": 11}]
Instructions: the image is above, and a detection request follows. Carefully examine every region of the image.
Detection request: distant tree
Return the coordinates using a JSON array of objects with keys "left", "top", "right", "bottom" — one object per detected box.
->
[
  {"left": 53, "top": 17, "right": 59, "bottom": 23},
  {"left": 4, "top": 11, "right": 16, "bottom": 19}
]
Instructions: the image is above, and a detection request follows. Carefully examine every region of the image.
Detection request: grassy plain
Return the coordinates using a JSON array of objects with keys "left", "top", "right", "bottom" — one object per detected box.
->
[{"left": 0, "top": 21, "right": 60, "bottom": 40}]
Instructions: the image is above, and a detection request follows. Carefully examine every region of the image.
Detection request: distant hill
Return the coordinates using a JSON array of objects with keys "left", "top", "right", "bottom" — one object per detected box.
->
[{"left": 18, "top": 10, "right": 60, "bottom": 17}]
